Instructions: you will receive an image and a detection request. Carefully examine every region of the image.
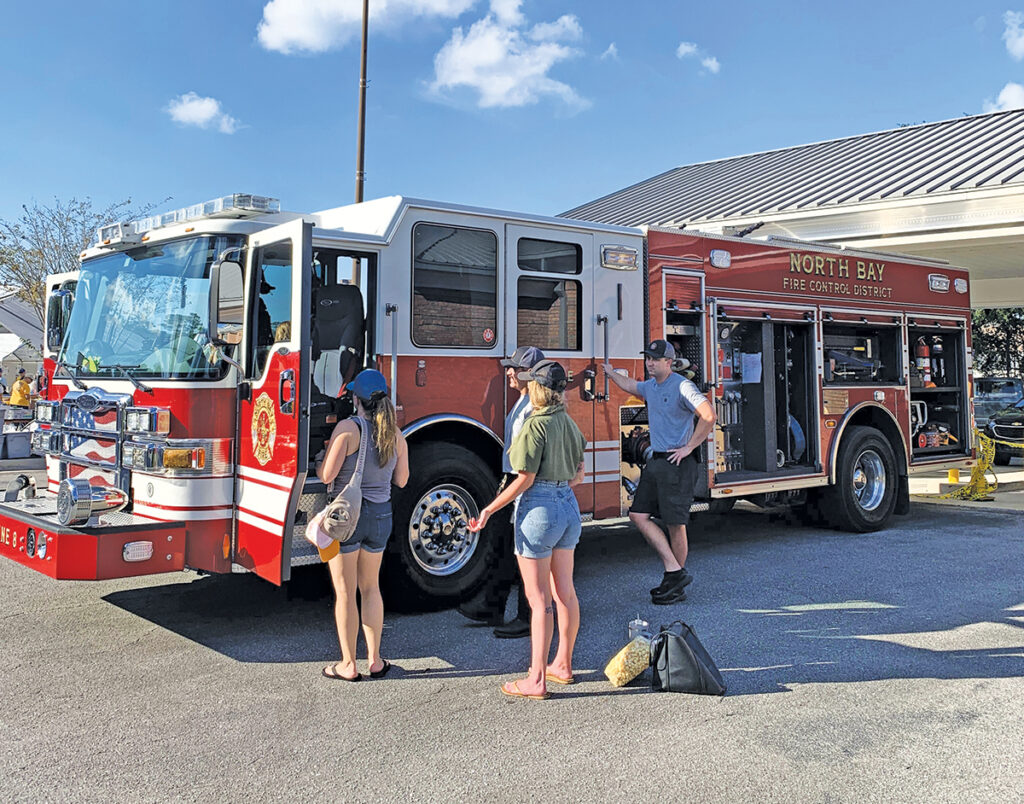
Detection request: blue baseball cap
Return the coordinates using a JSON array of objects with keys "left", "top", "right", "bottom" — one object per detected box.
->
[
  {"left": 346, "top": 369, "right": 388, "bottom": 402},
  {"left": 501, "top": 345, "right": 545, "bottom": 369}
]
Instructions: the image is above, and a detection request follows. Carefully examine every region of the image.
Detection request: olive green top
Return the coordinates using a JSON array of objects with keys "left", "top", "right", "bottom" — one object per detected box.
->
[{"left": 508, "top": 404, "right": 587, "bottom": 481}]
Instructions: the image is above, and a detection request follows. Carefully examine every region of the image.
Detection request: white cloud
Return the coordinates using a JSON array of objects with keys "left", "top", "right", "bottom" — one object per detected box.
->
[
  {"left": 257, "top": 0, "right": 476, "bottom": 54},
  {"left": 676, "top": 39, "right": 720, "bottom": 75},
  {"left": 601, "top": 42, "right": 618, "bottom": 61},
  {"left": 166, "top": 92, "right": 241, "bottom": 134},
  {"left": 676, "top": 41, "right": 698, "bottom": 58},
  {"left": 430, "top": 9, "right": 588, "bottom": 110},
  {"left": 1004, "top": 10, "right": 1024, "bottom": 60},
  {"left": 529, "top": 14, "right": 582, "bottom": 42},
  {"left": 489, "top": 0, "right": 523, "bottom": 26},
  {"left": 983, "top": 81, "right": 1024, "bottom": 112}
]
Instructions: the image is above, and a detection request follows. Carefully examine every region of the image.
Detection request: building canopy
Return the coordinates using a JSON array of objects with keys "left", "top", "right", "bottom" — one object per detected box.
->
[{"left": 564, "top": 109, "right": 1024, "bottom": 308}]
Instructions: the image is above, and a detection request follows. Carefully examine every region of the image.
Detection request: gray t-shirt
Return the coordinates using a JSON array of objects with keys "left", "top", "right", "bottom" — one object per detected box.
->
[
  {"left": 502, "top": 394, "right": 532, "bottom": 473},
  {"left": 329, "top": 418, "right": 398, "bottom": 504},
  {"left": 637, "top": 373, "right": 710, "bottom": 452}
]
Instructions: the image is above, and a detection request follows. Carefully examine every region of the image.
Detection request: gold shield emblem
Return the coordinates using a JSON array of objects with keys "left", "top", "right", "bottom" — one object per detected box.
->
[{"left": 251, "top": 392, "right": 277, "bottom": 466}]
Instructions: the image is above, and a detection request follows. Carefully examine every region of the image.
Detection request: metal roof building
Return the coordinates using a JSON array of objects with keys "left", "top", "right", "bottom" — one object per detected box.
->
[{"left": 564, "top": 109, "right": 1024, "bottom": 307}]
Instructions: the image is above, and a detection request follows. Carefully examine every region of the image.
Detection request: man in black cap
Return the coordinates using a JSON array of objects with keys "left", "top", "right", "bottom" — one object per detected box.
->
[
  {"left": 458, "top": 345, "right": 545, "bottom": 638},
  {"left": 604, "top": 339, "right": 715, "bottom": 604}
]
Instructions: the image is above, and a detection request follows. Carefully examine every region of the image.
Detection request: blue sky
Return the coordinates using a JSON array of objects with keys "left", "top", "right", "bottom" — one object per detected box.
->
[{"left": 3, "top": 1, "right": 1024, "bottom": 226}]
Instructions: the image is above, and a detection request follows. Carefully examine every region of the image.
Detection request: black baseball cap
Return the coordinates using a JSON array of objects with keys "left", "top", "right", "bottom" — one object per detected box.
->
[
  {"left": 642, "top": 339, "right": 675, "bottom": 360},
  {"left": 501, "top": 345, "right": 545, "bottom": 369},
  {"left": 517, "top": 359, "right": 568, "bottom": 392}
]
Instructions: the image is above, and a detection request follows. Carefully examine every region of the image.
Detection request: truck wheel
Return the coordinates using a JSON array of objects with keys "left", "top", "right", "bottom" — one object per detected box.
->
[
  {"left": 385, "top": 443, "right": 502, "bottom": 610},
  {"left": 821, "top": 426, "right": 897, "bottom": 533},
  {"left": 993, "top": 448, "right": 1012, "bottom": 466}
]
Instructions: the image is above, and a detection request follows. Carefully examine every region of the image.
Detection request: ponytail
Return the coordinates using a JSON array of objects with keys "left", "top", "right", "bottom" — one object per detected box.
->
[{"left": 362, "top": 390, "right": 398, "bottom": 466}]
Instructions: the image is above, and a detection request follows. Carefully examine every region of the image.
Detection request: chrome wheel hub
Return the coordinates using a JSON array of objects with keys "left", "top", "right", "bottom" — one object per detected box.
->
[
  {"left": 407, "top": 484, "right": 480, "bottom": 576},
  {"left": 851, "top": 449, "right": 886, "bottom": 512}
]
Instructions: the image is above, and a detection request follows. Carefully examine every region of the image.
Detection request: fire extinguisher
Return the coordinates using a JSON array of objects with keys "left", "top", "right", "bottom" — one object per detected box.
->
[
  {"left": 930, "top": 335, "right": 944, "bottom": 386},
  {"left": 915, "top": 337, "right": 931, "bottom": 385}
]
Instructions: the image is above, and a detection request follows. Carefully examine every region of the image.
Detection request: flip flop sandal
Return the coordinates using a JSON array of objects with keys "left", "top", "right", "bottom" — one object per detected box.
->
[
  {"left": 500, "top": 680, "right": 550, "bottom": 700},
  {"left": 322, "top": 664, "right": 362, "bottom": 682},
  {"left": 369, "top": 660, "right": 392, "bottom": 679},
  {"left": 545, "top": 672, "right": 575, "bottom": 685}
]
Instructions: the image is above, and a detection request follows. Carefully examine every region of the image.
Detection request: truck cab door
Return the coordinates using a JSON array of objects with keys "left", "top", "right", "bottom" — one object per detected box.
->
[
  {"left": 504, "top": 225, "right": 596, "bottom": 511},
  {"left": 234, "top": 220, "right": 312, "bottom": 584}
]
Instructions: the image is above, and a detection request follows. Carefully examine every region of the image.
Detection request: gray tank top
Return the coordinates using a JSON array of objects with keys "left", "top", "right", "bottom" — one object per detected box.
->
[{"left": 329, "top": 417, "right": 398, "bottom": 504}]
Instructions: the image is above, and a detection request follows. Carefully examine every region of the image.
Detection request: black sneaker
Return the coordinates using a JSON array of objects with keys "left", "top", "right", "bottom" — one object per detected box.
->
[
  {"left": 493, "top": 617, "right": 531, "bottom": 639},
  {"left": 651, "top": 571, "right": 691, "bottom": 603},
  {"left": 652, "top": 587, "right": 687, "bottom": 605},
  {"left": 649, "top": 569, "right": 693, "bottom": 597}
]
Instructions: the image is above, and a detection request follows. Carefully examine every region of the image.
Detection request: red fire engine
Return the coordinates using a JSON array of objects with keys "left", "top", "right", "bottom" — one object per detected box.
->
[{"left": 0, "top": 194, "right": 974, "bottom": 605}]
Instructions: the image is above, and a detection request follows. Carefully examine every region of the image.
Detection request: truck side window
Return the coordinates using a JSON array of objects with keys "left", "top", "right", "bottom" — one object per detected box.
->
[
  {"left": 249, "top": 242, "right": 293, "bottom": 378},
  {"left": 517, "top": 238, "right": 581, "bottom": 274},
  {"left": 412, "top": 223, "right": 497, "bottom": 348},
  {"left": 517, "top": 277, "right": 582, "bottom": 351}
]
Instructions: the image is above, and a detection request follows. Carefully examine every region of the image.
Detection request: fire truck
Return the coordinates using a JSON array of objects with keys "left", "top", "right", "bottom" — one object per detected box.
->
[{"left": 0, "top": 193, "right": 974, "bottom": 605}]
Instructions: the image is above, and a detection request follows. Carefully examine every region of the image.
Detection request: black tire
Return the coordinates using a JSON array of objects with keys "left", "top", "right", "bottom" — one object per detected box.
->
[
  {"left": 993, "top": 448, "right": 1012, "bottom": 466},
  {"left": 707, "top": 498, "right": 736, "bottom": 515},
  {"left": 384, "top": 442, "right": 503, "bottom": 610},
  {"left": 820, "top": 426, "right": 898, "bottom": 533}
]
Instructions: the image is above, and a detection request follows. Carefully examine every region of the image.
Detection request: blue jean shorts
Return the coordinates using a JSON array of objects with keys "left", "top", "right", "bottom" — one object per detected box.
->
[
  {"left": 338, "top": 499, "right": 393, "bottom": 554},
  {"left": 514, "top": 481, "right": 582, "bottom": 560}
]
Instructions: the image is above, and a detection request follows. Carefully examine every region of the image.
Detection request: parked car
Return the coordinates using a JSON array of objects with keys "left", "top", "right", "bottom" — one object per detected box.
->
[
  {"left": 974, "top": 376, "right": 1023, "bottom": 428},
  {"left": 982, "top": 395, "right": 1024, "bottom": 465}
]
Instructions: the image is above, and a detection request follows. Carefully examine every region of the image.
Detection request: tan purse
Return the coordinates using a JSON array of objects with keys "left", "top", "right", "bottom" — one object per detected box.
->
[{"left": 319, "top": 418, "right": 369, "bottom": 543}]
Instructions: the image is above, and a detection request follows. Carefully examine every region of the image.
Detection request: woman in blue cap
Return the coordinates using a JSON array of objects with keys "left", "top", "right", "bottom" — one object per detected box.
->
[{"left": 317, "top": 369, "right": 409, "bottom": 681}]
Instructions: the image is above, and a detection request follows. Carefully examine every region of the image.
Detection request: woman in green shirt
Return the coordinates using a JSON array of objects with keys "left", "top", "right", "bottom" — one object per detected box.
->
[{"left": 470, "top": 360, "right": 586, "bottom": 700}]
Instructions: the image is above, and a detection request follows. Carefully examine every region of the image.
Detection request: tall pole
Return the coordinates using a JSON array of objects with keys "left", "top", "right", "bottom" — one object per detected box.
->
[{"left": 355, "top": 0, "right": 368, "bottom": 203}]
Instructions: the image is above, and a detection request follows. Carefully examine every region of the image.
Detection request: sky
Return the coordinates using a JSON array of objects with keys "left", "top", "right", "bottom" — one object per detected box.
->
[{"left": 3, "top": 1, "right": 1024, "bottom": 227}]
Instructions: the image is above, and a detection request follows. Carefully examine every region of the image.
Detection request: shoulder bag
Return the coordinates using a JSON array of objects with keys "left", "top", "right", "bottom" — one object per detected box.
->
[
  {"left": 317, "top": 418, "right": 369, "bottom": 544},
  {"left": 650, "top": 620, "right": 727, "bottom": 696}
]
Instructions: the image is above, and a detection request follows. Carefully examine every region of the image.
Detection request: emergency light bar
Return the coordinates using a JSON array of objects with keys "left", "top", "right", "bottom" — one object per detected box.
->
[{"left": 95, "top": 193, "right": 281, "bottom": 248}]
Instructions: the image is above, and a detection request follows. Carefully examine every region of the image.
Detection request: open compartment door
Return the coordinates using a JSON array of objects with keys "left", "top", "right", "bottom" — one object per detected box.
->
[{"left": 234, "top": 220, "right": 312, "bottom": 584}]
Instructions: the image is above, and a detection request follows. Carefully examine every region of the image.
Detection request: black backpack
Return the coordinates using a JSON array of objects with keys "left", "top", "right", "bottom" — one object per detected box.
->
[{"left": 650, "top": 620, "right": 726, "bottom": 696}]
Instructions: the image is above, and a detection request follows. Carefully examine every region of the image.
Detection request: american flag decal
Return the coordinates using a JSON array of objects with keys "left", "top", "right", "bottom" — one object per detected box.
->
[{"left": 65, "top": 405, "right": 119, "bottom": 467}]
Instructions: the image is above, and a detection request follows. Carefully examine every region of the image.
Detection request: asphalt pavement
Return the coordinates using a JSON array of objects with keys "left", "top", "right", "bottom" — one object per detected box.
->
[{"left": 1, "top": 491, "right": 1023, "bottom": 802}]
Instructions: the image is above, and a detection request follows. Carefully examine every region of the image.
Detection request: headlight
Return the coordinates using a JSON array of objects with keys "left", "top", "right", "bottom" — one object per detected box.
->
[
  {"left": 36, "top": 532, "right": 47, "bottom": 559},
  {"left": 122, "top": 442, "right": 157, "bottom": 471},
  {"left": 34, "top": 401, "right": 57, "bottom": 423},
  {"left": 124, "top": 407, "right": 171, "bottom": 435},
  {"left": 31, "top": 430, "right": 60, "bottom": 455}
]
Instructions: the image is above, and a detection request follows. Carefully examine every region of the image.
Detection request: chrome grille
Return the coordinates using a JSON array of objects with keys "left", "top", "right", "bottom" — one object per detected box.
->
[{"left": 993, "top": 424, "right": 1024, "bottom": 441}]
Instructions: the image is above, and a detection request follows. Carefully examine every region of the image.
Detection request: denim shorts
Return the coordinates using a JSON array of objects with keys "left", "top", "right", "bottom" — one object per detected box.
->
[
  {"left": 514, "top": 481, "right": 582, "bottom": 560},
  {"left": 338, "top": 499, "right": 393, "bottom": 554}
]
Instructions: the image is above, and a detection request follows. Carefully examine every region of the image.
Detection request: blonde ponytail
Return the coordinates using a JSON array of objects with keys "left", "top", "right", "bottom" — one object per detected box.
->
[{"left": 364, "top": 393, "right": 398, "bottom": 466}]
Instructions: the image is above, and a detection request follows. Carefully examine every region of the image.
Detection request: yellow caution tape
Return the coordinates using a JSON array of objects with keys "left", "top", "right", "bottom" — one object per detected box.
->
[{"left": 939, "top": 429, "right": 1021, "bottom": 501}]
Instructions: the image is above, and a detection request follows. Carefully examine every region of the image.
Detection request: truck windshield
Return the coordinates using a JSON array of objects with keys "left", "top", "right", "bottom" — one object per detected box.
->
[{"left": 59, "top": 235, "right": 243, "bottom": 380}]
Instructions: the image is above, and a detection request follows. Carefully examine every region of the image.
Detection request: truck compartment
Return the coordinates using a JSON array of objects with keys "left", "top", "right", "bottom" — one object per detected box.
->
[
  {"left": 908, "top": 325, "right": 968, "bottom": 458},
  {"left": 714, "top": 318, "right": 817, "bottom": 480}
]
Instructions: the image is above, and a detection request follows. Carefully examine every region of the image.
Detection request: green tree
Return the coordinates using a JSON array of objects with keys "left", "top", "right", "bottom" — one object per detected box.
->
[
  {"left": 972, "top": 308, "right": 1024, "bottom": 377},
  {"left": 0, "top": 197, "right": 140, "bottom": 326}
]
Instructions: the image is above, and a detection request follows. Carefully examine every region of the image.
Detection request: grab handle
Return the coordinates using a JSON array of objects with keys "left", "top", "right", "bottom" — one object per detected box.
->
[{"left": 597, "top": 314, "right": 609, "bottom": 401}]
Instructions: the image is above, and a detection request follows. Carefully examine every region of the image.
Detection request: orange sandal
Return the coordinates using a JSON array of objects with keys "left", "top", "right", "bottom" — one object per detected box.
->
[{"left": 500, "top": 680, "right": 550, "bottom": 700}]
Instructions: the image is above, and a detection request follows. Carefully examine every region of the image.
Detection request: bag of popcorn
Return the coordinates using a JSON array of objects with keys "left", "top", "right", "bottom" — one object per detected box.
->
[{"left": 604, "top": 636, "right": 651, "bottom": 686}]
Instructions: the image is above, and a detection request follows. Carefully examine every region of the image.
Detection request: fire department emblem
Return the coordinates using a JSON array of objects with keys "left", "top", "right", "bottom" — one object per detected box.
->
[{"left": 252, "top": 393, "right": 277, "bottom": 466}]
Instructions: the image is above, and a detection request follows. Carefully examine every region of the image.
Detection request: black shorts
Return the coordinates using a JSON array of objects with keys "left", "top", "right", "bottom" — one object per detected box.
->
[{"left": 629, "top": 454, "right": 697, "bottom": 526}]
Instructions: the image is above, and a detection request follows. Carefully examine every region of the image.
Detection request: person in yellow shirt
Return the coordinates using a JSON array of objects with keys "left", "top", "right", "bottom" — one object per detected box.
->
[{"left": 9, "top": 368, "right": 32, "bottom": 407}]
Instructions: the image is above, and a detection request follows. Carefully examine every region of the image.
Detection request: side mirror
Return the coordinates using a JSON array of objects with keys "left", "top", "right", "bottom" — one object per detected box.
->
[
  {"left": 45, "top": 286, "right": 75, "bottom": 353},
  {"left": 208, "top": 259, "right": 244, "bottom": 371},
  {"left": 209, "top": 260, "right": 244, "bottom": 341}
]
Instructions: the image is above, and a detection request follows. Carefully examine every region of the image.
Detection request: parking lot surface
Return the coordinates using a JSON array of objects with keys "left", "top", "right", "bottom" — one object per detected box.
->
[{"left": 2, "top": 500, "right": 1023, "bottom": 802}]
